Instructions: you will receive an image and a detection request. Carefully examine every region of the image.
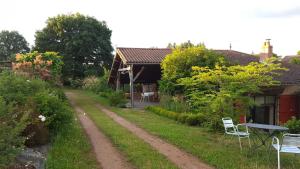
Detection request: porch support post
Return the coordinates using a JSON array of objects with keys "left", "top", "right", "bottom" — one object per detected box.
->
[
  {"left": 116, "top": 71, "right": 120, "bottom": 91},
  {"left": 129, "top": 65, "right": 134, "bottom": 108}
]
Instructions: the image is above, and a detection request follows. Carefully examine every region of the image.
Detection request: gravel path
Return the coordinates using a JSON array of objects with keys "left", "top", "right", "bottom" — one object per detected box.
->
[
  {"left": 95, "top": 103, "right": 214, "bottom": 169},
  {"left": 66, "top": 92, "right": 133, "bottom": 169}
]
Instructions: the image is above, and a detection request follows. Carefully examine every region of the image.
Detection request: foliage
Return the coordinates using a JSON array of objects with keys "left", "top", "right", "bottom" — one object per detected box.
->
[
  {"left": 82, "top": 76, "right": 99, "bottom": 90},
  {"left": 167, "top": 40, "right": 205, "bottom": 49},
  {"left": 34, "top": 13, "right": 113, "bottom": 80},
  {"left": 285, "top": 117, "right": 300, "bottom": 134},
  {"left": 33, "top": 90, "right": 72, "bottom": 132},
  {"left": 160, "top": 46, "right": 226, "bottom": 94},
  {"left": 0, "top": 30, "right": 29, "bottom": 61},
  {"left": 82, "top": 68, "right": 111, "bottom": 94},
  {"left": 0, "top": 71, "right": 71, "bottom": 133},
  {"left": 145, "top": 106, "right": 206, "bottom": 126},
  {"left": 178, "top": 58, "right": 285, "bottom": 130},
  {"left": 12, "top": 51, "right": 63, "bottom": 83},
  {"left": 297, "top": 50, "right": 300, "bottom": 55},
  {"left": 107, "top": 91, "right": 127, "bottom": 107},
  {"left": 289, "top": 57, "right": 300, "bottom": 64},
  {"left": 69, "top": 78, "right": 84, "bottom": 88},
  {"left": 0, "top": 97, "right": 29, "bottom": 168},
  {"left": 159, "top": 94, "right": 191, "bottom": 113}
]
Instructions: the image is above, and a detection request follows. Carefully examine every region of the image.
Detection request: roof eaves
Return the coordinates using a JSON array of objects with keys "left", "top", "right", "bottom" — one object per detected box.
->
[{"left": 116, "top": 48, "right": 128, "bottom": 64}]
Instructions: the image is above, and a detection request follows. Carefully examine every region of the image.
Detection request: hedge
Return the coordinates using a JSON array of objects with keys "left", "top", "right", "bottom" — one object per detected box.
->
[{"left": 145, "top": 106, "right": 206, "bottom": 126}]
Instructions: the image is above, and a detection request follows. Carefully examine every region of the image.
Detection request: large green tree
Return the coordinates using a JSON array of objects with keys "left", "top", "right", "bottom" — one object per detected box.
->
[
  {"left": 179, "top": 58, "right": 285, "bottom": 129},
  {"left": 0, "top": 30, "right": 29, "bottom": 61},
  {"left": 160, "top": 46, "right": 226, "bottom": 94},
  {"left": 34, "top": 13, "right": 113, "bottom": 81}
]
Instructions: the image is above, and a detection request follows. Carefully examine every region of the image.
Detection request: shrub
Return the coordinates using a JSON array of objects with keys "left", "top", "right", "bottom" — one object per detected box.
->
[
  {"left": 185, "top": 113, "right": 206, "bottom": 126},
  {"left": 12, "top": 51, "right": 63, "bottom": 83},
  {"left": 70, "top": 78, "right": 83, "bottom": 88},
  {"left": 33, "top": 90, "right": 72, "bottom": 132},
  {"left": 107, "top": 91, "right": 127, "bottom": 107},
  {"left": 0, "top": 97, "right": 29, "bottom": 168},
  {"left": 159, "top": 94, "right": 191, "bottom": 113},
  {"left": 177, "top": 113, "right": 189, "bottom": 123},
  {"left": 146, "top": 106, "right": 206, "bottom": 126},
  {"left": 82, "top": 76, "right": 99, "bottom": 90},
  {"left": 285, "top": 117, "right": 300, "bottom": 134},
  {"left": 0, "top": 72, "right": 72, "bottom": 132},
  {"left": 82, "top": 69, "right": 112, "bottom": 95}
]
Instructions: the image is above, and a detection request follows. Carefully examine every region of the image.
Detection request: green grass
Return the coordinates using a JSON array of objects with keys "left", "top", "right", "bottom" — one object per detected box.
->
[
  {"left": 79, "top": 89, "right": 300, "bottom": 169},
  {"left": 46, "top": 114, "right": 99, "bottom": 169},
  {"left": 66, "top": 89, "right": 178, "bottom": 169}
]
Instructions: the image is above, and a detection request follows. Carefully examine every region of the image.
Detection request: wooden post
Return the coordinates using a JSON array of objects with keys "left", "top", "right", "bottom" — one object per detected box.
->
[
  {"left": 116, "top": 71, "right": 120, "bottom": 91},
  {"left": 129, "top": 65, "right": 134, "bottom": 108}
]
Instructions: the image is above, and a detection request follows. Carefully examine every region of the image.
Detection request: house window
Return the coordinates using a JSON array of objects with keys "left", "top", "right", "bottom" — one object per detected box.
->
[{"left": 251, "top": 95, "right": 276, "bottom": 124}]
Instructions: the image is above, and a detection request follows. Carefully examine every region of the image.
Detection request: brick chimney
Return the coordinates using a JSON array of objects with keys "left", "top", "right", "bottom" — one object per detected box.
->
[{"left": 259, "top": 39, "right": 273, "bottom": 62}]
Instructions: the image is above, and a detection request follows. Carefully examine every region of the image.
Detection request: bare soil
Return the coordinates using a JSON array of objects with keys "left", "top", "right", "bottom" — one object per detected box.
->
[
  {"left": 95, "top": 104, "right": 214, "bottom": 169},
  {"left": 66, "top": 92, "right": 133, "bottom": 169}
]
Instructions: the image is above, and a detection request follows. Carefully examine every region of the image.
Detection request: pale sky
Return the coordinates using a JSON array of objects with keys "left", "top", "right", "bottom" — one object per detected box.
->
[{"left": 1, "top": 0, "right": 300, "bottom": 56}]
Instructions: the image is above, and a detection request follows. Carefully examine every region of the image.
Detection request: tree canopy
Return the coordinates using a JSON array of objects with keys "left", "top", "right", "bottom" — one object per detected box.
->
[
  {"left": 0, "top": 30, "right": 29, "bottom": 61},
  {"left": 160, "top": 46, "right": 226, "bottom": 94},
  {"left": 34, "top": 13, "right": 113, "bottom": 81},
  {"left": 178, "top": 58, "right": 285, "bottom": 129}
]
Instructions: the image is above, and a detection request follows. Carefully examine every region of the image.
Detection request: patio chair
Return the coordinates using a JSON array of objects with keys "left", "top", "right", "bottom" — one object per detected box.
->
[
  {"left": 140, "top": 84, "right": 157, "bottom": 102},
  {"left": 272, "top": 134, "right": 300, "bottom": 169},
  {"left": 222, "top": 117, "right": 251, "bottom": 150}
]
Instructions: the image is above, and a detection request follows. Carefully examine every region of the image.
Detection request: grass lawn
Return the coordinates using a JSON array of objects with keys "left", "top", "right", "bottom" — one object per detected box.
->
[
  {"left": 79, "top": 89, "right": 300, "bottom": 169},
  {"left": 66, "top": 89, "right": 178, "bottom": 169},
  {"left": 46, "top": 114, "right": 99, "bottom": 169}
]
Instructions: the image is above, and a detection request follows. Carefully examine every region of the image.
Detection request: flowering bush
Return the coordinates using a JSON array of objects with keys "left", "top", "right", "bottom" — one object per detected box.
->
[
  {"left": 0, "top": 71, "right": 72, "bottom": 167},
  {"left": 12, "top": 51, "right": 63, "bottom": 82}
]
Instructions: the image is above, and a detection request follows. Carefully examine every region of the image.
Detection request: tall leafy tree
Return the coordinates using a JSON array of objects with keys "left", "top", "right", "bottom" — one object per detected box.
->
[
  {"left": 34, "top": 13, "right": 113, "bottom": 80},
  {"left": 179, "top": 58, "right": 285, "bottom": 129},
  {"left": 160, "top": 46, "right": 226, "bottom": 94},
  {"left": 0, "top": 30, "right": 29, "bottom": 61}
]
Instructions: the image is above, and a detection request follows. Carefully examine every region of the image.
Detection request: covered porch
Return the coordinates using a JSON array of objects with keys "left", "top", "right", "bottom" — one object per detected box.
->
[{"left": 108, "top": 47, "right": 172, "bottom": 107}]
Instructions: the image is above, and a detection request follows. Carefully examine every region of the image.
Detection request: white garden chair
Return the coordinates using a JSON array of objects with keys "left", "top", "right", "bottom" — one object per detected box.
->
[
  {"left": 272, "top": 134, "right": 300, "bottom": 169},
  {"left": 222, "top": 117, "right": 251, "bottom": 150}
]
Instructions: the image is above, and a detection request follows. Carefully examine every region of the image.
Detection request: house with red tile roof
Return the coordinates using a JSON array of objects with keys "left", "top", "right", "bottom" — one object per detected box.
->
[{"left": 108, "top": 40, "right": 300, "bottom": 125}]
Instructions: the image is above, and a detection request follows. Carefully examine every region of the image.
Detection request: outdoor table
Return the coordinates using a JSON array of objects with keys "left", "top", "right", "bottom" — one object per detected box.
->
[{"left": 243, "top": 123, "right": 289, "bottom": 150}]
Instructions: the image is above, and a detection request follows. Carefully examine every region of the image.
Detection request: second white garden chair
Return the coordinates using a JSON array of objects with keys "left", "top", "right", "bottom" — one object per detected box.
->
[
  {"left": 222, "top": 117, "right": 251, "bottom": 150},
  {"left": 272, "top": 134, "right": 300, "bottom": 169}
]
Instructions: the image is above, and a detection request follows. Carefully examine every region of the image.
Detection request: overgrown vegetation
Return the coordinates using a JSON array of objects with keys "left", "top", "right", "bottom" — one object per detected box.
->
[
  {"left": 82, "top": 69, "right": 126, "bottom": 107},
  {"left": 0, "top": 51, "right": 73, "bottom": 167},
  {"left": 146, "top": 106, "right": 206, "bottom": 126},
  {"left": 160, "top": 46, "right": 285, "bottom": 130}
]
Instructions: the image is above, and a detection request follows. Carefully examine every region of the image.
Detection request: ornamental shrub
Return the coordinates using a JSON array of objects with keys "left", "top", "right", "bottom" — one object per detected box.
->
[
  {"left": 185, "top": 113, "right": 206, "bottom": 126},
  {"left": 33, "top": 90, "right": 72, "bottom": 132},
  {"left": 285, "top": 117, "right": 300, "bottom": 134},
  {"left": 146, "top": 106, "right": 206, "bottom": 126},
  {"left": 12, "top": 51, "right": 63, "bottom": 83},
  {"left": 107, "top": 91, "right": 127, "bottom": 107}
]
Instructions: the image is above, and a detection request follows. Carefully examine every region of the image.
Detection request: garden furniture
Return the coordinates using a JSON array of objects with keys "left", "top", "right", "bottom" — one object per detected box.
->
[
  {"left": 244, "top": 123, "right": 288, "bottom": 150},
  {"left": 140, "top": 92, "right": 155, "bottom": 102},
  {"left": 222, "top": 117, "right": 251, "bottom": 150},
  {"left": 272, "top": 134, "right": 300, "bottom": 169}
]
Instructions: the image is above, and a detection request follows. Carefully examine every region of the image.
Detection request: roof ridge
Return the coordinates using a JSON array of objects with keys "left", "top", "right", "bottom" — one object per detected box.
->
[
  {"left": 214, "top": 49, "right": 254, "bottom": 56},
  {"left": 117, "top": 47, "right": 171, "bottom": 50}
]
